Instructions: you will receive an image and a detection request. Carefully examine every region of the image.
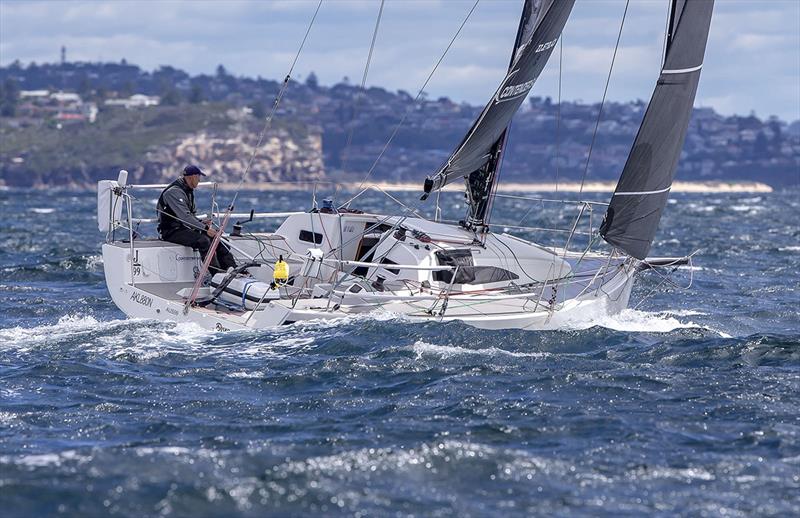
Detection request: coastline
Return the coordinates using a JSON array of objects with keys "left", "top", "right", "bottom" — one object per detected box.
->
[{"left": 0, "top": 179, "right": 776, "bottom": 193}]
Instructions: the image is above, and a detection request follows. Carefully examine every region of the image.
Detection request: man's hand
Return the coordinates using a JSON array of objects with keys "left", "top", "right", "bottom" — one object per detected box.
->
[{"left": 203, "top": 219, "right": 216, "bottom": 237}]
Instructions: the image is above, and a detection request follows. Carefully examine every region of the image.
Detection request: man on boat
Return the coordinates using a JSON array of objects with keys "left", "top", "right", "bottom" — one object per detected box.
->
[{"left": 157, "top": 165, "right": 237, "bottom": 273}]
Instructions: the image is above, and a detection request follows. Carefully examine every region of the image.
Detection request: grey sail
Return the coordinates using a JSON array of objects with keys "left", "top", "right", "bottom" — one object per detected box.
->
[
  {"left": 422, "top": 0, "right": 575, "bottom": 223},
  {"left": 600, "top": 0, "right": 714, "bottom": 259}
]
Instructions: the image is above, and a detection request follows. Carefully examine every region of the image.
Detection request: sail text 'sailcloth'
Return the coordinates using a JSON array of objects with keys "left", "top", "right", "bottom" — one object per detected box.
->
[
  {"left": 600, "top": 0, "right": 714, "bottom": 259},
  {"left": 422, "top": 0, "right": 575, "bottom": 199}
]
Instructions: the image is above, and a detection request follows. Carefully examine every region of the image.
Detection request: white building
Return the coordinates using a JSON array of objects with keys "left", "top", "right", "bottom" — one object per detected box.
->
[
  {"left": 105, "top": 94, "right": 160, "bottom": 109},
  {"left": 19, "top": 90, "right": 50, "bottom": 99},
  {"left": 51, "top": 91, "right": 82, "bottom": 103}
]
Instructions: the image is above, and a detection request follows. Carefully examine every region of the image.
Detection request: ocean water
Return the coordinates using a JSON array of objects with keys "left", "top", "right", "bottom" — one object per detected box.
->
[{"left": 1, "top": 188, "right": 798, "bottom": 517}]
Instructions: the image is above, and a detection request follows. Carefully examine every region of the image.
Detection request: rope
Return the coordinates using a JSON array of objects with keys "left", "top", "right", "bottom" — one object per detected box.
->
[
  {"left": 346, "top": 0, "right": 481, "bottom": 203},
  {"left": 341, "top": 0, "right": 385, "bottom": 178},
  {"left": 633, "top": 257, "right": 695, "bottom": 310},
  {"left": 481, "top": 121, "right": 511, "bottom": 232},
  {"left": 578, "top": 0, "right": 629, "bottom": 194}
]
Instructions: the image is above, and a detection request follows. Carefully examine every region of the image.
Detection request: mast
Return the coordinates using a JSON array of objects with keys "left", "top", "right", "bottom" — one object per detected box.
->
[
  {"left": 600, "top": 0, "right": 713, "bottom": 260},
  {"left": 421, "top": 0, "right": 575, "bottom": 230}
]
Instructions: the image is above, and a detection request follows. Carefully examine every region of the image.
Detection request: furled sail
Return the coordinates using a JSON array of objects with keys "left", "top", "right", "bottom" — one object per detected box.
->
[
  {"left": 600, "top": 0, "right": 714, "bottom": 259},
  {"left": 421, "top": 0, "right": 575, "bottom": 215}
]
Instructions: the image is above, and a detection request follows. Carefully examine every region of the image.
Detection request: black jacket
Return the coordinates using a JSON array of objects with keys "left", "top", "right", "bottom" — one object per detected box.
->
[{"left": 157, "top": 177, "right": 204, "bottom": 236}]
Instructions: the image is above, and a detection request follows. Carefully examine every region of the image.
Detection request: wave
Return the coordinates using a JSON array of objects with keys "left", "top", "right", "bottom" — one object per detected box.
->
[
  {"left": 653, "top": 333, "right": 800, "bottom": 367},
  {"left": 659, "top": 309, "right": 708, "bottom": 317},
  {"left": 0, "top": 314, "right": 211, "bottom": 358},
  {"left": 0, "top": 254, "right": 104, "bottom": 281},
  {"left": 562, "top": 308, "right": 729, "bottom": 336},
  {"left": 0, "top": 449, "right": 92, "bottom": 469},
  {"left": 410, "top": 340, "right": 549, "bottom": 360},
  {"left": 0, "top": 313, "right": 324, "bottom": 361}
]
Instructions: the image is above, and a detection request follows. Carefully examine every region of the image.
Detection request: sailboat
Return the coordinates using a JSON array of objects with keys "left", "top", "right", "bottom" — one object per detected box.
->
[{"left": 96, "top": 0, "right": 714, "bottom": 332}]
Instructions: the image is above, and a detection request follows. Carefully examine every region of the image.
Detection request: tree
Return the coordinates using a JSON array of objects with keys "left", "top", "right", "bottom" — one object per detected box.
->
[
  {"left": 754, "top": 131, "right": 769, "bottom": 156},
  {"left": 216, "top": 64, "right": 228, "bottom": 78},
  {"left": 161, "top": 84, "right": 181, "bottom": 106},
  {"left": 768, "top": 116, "right": 782, "bottom": 143},
  {"left": 77, "top": 73, "right": 91, "bottom": 95},
  {"left": 94, "top": 85, "right": 108, "bottom": 102},
  {"left": 250, "top": 100, "right": 266, "bottom": 119},
  {"left": 189, "top": 84, "right": 204, "bottom": 104},
  {"left": 120, "top": 80, "right": 134, "bottom": 97},
  {"left": 305, "top": 71, "right": 319, "bottom": 89},
  {"left": 0, "top": 78, "right": 20, "bottom": 117}
]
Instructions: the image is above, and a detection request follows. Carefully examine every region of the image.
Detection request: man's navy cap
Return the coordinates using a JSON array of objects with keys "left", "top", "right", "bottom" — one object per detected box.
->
[{"left": 183, "top": 165, "right": 206, "bottom": 177}]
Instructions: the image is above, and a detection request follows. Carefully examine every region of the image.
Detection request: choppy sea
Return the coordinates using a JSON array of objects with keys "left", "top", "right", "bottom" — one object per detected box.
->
[{"left": 1, "top": 188, "right": 798, "bottom": 517}]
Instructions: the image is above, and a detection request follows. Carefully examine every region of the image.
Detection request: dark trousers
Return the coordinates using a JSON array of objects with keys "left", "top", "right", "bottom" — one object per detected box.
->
[{"left": 162, "top": 228, "right": 237, "bottom": 274}]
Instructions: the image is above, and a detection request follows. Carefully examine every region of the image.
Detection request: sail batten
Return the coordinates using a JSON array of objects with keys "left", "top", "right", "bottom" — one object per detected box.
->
[
  {"left": 600, "top": 0, "right": 714, "bottom": 260},
  {"left": 662, "top": 64, "right": 702, "bottom": 74},
  {"left": 421, "top": 0, "right": 575, "bottom": 218}
]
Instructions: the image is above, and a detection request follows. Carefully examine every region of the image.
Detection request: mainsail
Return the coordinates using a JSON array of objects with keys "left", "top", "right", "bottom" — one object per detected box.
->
[
  {"left": 600, "top": 0, "right": 714, "bottom": 259},
  {"left": 421, "top": 0, "right": 575, "bottom": 227}
]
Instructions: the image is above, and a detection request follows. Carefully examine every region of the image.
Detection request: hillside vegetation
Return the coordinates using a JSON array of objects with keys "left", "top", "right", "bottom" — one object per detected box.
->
[{"left": 1, "top": 61, "right": 797, "bottom": 188}]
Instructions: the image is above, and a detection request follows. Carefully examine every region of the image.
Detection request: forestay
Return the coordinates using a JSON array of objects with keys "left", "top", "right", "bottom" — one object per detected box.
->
[
  {"left": 600, "top": 0, "right": 714, "bottom": 259},
  {"left": 421, "top": 0, "right": 574, "bottom": 206}
]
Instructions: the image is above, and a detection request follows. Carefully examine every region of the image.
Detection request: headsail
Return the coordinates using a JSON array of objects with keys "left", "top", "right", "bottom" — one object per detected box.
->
[
  {"left": 600, "top": 0, "right": 714, "bottom": 259},
  {"left": 421, "top": 0, "right": 575, "bottom": 226}
]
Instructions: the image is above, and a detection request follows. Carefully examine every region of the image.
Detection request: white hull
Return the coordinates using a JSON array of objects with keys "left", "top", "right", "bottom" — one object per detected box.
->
[
  {"left": 102, "top": 235, "right": 636, "bottom": 332},
  {"left": 99, "top": 175, "right": 640, "bottom": 332},
  {"left": 106, "top": 271, "right": 635, "bottom": 332}
]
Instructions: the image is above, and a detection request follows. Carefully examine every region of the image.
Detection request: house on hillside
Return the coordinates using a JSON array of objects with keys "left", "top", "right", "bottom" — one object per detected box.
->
[
  {"left": 16, "top": 90, "right": 97, "bottom": 124},
  {"left": 105, "top": 94, "right": 160, "bottom": 108}
]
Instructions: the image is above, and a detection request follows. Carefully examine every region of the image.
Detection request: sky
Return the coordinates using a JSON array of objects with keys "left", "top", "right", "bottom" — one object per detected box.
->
[{"left": 1, "top": 0, "right": 798, "bottom": 121}]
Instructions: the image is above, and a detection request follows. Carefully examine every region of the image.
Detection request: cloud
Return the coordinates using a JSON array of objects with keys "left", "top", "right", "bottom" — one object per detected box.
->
[{"left": 732, "top": 33, "right": 793, "bottom": 51}]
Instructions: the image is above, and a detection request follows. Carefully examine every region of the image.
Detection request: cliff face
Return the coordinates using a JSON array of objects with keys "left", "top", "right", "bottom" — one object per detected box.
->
[
  {"left": 0, "top": 104, "right": 325, "bottom": 188},
  {"left": 135, "top": 129, "right": 324, "bottom": 185}
]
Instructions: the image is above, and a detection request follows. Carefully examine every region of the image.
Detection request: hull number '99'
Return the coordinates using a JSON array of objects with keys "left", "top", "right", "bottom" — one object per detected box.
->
[{"left": 130, "top": 292, "right": 153, "bottom": 308}]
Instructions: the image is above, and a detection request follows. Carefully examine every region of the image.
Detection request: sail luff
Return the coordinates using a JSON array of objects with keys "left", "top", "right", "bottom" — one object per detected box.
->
[
  {"left": 422, "top": 0, "right": 575, "bottom": 201},
  {"left": 462, "top": 0, "right": 536, "bottom": 227},
  {"left": 600, "top": 0, "right": 714, "bottom": 260}
]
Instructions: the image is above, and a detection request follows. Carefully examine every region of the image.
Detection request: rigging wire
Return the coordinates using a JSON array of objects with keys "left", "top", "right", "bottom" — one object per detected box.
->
[
  {"left": 340, "top": 0, "right": 386, "bottom": 179},
  {"left": 185, "top": 0, "right": 323, "bottom": 308},
  {"left": 555, "top": 36, "right": 562, "bottom": 193},
  {"left": 345, "top": 0, "right": 481, "bottom": 204},
  {"left": 578, "top": 0, "right": 629, "bottom": 194},
  {"left": 230, "top": 0, "right": 323, "bottom": 210}
]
